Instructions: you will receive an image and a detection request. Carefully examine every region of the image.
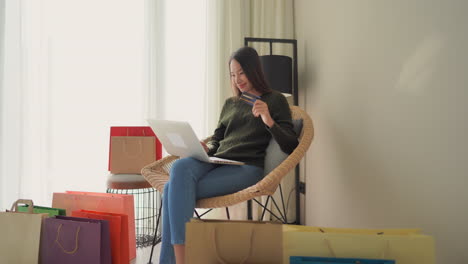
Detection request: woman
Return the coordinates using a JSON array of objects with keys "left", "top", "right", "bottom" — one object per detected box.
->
[{"left": 160, "top": 46, "right": 298, "bottom": 264}]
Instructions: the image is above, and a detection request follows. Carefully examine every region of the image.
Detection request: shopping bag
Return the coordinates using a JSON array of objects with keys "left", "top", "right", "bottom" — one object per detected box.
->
[
  {"left": 290, "top": 256, "right": 395, "bottom": 264},
  {"left": 0, "top": 199, "right": 48, "bottom": 264},
  {"left": 283, "top": 225, "right": 422, "bottom": 235},
  {"left": 185, "top": 219, "right": 283, "bottom": 264},
  {"left": 110, "top": 136, "right": 155, "bottom": 174},
  {"left": 72, "top": 209, "right": 129, "bottom": 264},
  {"left": 52, "top": 191, "right": 136, "bottom": 260},
  {"left": 283, "top": 225, "right": 435, "bottom": 264},
  {"left": 40, "top": 216, "right": 111, "bottom": 264},
  {"left": 18, "top": 204, "right": 66, "bottom": 216},
  {"left": 109, "top": 126, "right": 162, "bottom": 173}
]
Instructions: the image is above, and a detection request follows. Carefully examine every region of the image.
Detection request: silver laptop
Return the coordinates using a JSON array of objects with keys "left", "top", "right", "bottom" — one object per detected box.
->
[{"left": 147, "top": 119, "right": 245, "bottom": 165}]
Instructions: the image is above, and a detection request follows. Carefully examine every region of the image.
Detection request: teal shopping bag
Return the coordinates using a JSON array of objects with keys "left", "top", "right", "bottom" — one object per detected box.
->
[
  {"left": 290, "top": 256, "right": 395, "bottom": 264},
  {"left": 18, "top": 205, "right": 66, "bottom": 217}
]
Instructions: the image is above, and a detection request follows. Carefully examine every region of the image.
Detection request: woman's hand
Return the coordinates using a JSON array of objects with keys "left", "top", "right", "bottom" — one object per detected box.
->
[
  {"left": 200, "top": 141, "right": 209, "bottom": 153},
  {"left": 252, "top": 99, "right": 274, "bottom": 127}
]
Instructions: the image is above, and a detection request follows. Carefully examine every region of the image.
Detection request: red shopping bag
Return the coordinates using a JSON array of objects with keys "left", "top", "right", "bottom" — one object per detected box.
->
[
  {"left": 108, "top": 126, "right": 162, "bottom": 173},
  {"left": 52, "top": 191, "right": 136, "bottom": 260},
  {"left": 72, "top": 210, "right": 130, "bottom": 264}
]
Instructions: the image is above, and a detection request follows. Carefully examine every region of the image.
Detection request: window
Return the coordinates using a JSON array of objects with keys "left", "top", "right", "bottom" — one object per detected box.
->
[
  {"left": 1, "top": 0, "right": 211, "bottom": 208},
  {"left": 2, "top": 0, "right": 147, "bottom": 206}
]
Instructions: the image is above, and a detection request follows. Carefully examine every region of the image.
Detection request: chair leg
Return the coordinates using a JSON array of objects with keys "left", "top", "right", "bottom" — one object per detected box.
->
[
  {"left": 256, "top": 185, "right": 291, "bottom": 223},
  {"left": 295, "top": 165, "right": 301, "bottom": 225},
  {"left": 247, "top": 200, "right": 253, "bottom": 220},
  {"left": 199, "top": 208, "right": 214, "bottom": 218},
  {"left": 270, "top": 196, "right": 287, "bottom": 223},
  {"left": 252, "top": 198, "right": 284, "bottom": 223},
  {"left": 260, "top": 196, "right": 271, "bottom": 221},
  {"left": 278, "top": 184, "right": 288, "bottom": 224},
  {"left": 148, "top": 203, "right": 162, "bottom": 264},
  {"left": 194, "top": 209, "right": 201, "bottom": 219},
  {"left": 225, "top": 207, "right": 230, "bottom": 220}
]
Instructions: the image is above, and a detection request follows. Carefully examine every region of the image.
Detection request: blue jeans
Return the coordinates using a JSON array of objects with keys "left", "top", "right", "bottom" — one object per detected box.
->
[{"left": 159, "top": 157, "right": 264, "bottom": 264}]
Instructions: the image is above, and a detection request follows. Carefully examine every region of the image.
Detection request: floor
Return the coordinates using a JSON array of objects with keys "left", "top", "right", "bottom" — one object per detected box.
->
[{"left": 131, "top": 243, "right": 161, "bottom": 264}]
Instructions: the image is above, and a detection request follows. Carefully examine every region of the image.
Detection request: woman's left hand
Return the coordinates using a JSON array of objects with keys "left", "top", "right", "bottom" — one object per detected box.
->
[
  {"left": 200, "top": 141, "right": 209, "bottom": 153},
  {"left": 252, "top": 99, "right": 274, "bottom": 127}
]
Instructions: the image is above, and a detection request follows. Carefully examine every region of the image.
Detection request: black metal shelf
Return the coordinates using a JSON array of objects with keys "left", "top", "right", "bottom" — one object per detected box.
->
[
  {"left": 245, "top": 37, "right": 303, "bottom": 225},
  {"left": 244, "top": 37, "right": 298, "bottom": 106}
]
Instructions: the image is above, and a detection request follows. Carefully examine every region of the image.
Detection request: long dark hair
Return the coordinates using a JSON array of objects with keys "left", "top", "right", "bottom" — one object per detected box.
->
[{"left": 229, "top": 46, "right": 271, "bottom": 97}]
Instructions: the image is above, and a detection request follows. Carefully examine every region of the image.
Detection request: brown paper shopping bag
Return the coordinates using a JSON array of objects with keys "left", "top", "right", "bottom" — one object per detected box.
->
[
  {"left": 108, "top": 126, "right": 162, "bottom": 171},
  {"left": 186, "top": 219, "right": 283, "bottom": 264},
  {"left": 0, "top": 199, "right": 48, "bottom": 264},
  {"left": 110, "top": 136, "right": 156, "bottom": 174},
  {"left": 283, "top": 225, "right": 435, "bottom": 264}
]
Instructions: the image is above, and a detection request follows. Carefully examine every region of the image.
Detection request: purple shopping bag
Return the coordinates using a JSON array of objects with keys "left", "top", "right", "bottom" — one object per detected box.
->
[{"left": 41, "top": 216, "right": 112, "bottom": 264}]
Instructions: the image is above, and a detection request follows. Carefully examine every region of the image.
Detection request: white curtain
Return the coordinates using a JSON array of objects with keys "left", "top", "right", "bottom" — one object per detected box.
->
[
  {"left": 201, "top": 0, "right": 296, "bottom": 221},
  {"left": 0, "top": 0, "right": 8, "bottom": 210},
  {"left": 1, "top": 0, "right": 22, "bottom": 210},
  {"left": 204, "top": 0, "right": 295, "bottom": 133},
  {"left": 0, "top": 0, "right": 297, "bottom": 219},
  {"left": 146, "top": 0, "right": 209, "bottom": 140},
  {"left": 248, "top": 0, "right": 297, "bottom": 222},
  {"left": 143, "top": 0, "right": 295, "bottom": 220},
  {"left": 1, "top": 0, "right": 148, "bottom": 209},
  {"left": 144, "top": 0, "right": 165, "bottom": 121}
]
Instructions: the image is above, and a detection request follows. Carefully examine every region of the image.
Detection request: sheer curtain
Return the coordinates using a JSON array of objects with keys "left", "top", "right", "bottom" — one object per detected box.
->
[
  {"left": 0, "top": 0, "right": 296, "bottom": 217},
  {"left": 155, "top": 0, "right": 295, "bottom": 139},
  {"left": 0, "top": 0, "right": 8, "bottom": 210},
  {"left": 1, "top": 0, "right": 22, "bottom": 210},
  {"left": 1, "top": 0, "right": 147, "bottom": 209},
  {"left": 144, "top": 0, "right": 296, "bottom": 220},
  {"left": 201, "top": 0, "right": 296, "bottom": 220},
  {"left": 146, "top": 0, "right": 209, "bottom": 137},
  {"left": 246, "top": 0, "right": 298, "bottom": 223},
  {"left": 204, "top": 0, "right": 295, "bottom": 136}
]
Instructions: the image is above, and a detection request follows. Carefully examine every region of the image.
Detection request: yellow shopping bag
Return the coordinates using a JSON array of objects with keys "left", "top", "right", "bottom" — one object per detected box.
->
[
  {"left": 283, "top": 225, "right": 435, "bottom": 264},
  {"left": 283, "top": 225, "right": 422, "bottom": 235}
]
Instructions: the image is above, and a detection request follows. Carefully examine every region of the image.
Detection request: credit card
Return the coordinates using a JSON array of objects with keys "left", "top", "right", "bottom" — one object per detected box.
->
[{"left": 240, "top": 92, "right": 261, "bottom": 106}]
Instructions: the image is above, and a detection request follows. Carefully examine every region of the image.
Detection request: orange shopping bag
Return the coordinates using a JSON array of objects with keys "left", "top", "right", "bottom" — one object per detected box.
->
[
  {"left": 52, "top": 191, "right": 136, "bottom": 260},
  {"left": 73, "top": 210, "right": 130, "bottom": 264}
]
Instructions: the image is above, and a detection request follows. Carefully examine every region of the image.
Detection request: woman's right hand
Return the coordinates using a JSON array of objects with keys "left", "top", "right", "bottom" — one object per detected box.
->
[{"left": 200, "top": 141, "right": 209, "bottom": 153}]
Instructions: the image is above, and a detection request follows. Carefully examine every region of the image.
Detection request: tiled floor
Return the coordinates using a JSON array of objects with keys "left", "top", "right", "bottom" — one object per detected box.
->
[{"left": 131, "top": 243, "right": 161, "bottom": 264}]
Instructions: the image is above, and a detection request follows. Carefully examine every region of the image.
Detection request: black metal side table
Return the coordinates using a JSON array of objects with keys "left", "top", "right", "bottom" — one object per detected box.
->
[{"left": 106, "top": 174, "right": 162, "bottom": 248}]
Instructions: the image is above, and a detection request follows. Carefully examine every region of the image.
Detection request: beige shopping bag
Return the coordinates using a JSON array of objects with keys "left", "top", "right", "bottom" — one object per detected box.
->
[
  {"left": 110, "top": 136, "right": 156, "bottom": 174},
  {"left": 186, "top": 219, "right": 283, "bottom": 264},
  {"left": 283, "top": 225, "right": 435, "bottom": 264},
  {"left": 0, "top": 199, "right": 48, "bottom": 264}
]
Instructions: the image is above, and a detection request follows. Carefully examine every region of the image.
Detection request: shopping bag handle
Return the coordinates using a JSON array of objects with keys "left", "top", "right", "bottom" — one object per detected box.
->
[
  {"left": 122, "top": 139, "right": 144, "bottom": 158},
  {"left": 55, "top": 224, "right": 81, "bottom": 254},
  {"left": 212, "top": 227, "right": 255, "bottom": 264},
  {"left": 10, "top": 199, "right": 34, "bottom": 213}
]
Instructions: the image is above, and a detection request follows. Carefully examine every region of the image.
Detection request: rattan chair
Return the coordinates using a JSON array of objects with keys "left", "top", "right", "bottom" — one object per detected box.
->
[{"left": 142, "top": 105, "right": 313, "bottom": 261}]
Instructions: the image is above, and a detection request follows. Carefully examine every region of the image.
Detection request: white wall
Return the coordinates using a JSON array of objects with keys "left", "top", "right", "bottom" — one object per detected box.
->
[{"left": 295, "top": 0, "right": 468, "bottom": 263}]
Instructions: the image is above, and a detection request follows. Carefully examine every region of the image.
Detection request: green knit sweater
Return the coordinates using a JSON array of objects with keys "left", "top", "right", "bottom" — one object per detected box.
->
[{"left": 207, "top": 90, "right": 299, "bottom": 168}]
